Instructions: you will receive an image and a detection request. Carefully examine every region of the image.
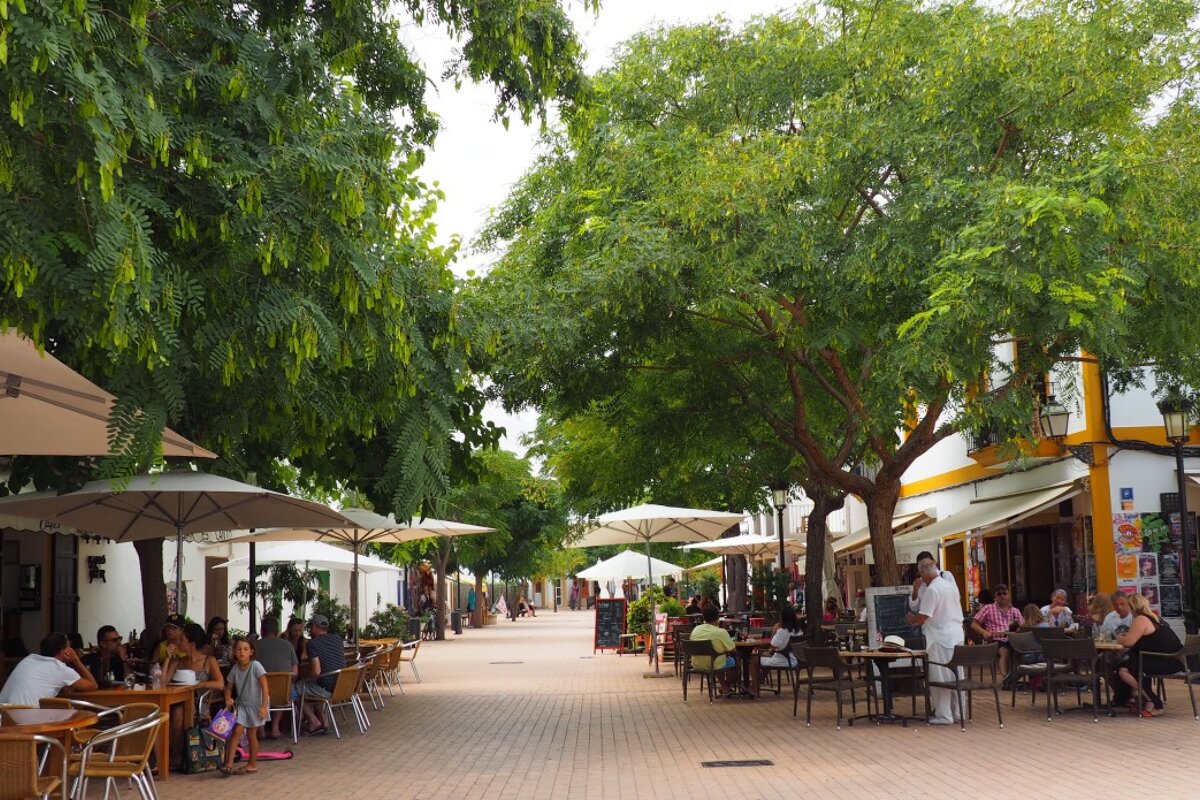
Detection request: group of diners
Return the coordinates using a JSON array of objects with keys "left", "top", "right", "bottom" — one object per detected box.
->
[
  {"left": 686, "top": 604, "right": 803, "bottom": 698},
  {"left": 969, "top": 582, "right": 1183, "bottom": 717}
]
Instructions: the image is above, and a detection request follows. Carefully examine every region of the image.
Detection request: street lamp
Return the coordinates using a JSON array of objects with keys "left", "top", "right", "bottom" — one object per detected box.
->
[
  {"left": 1158, "top": 396, "right": 1195, "bottom": 620},
  {"left": 771, "top": 481, "right": 789, "bottom": 604},
  {"left": 1039, "top": 394, "right": 1093, "bottom": 465}
]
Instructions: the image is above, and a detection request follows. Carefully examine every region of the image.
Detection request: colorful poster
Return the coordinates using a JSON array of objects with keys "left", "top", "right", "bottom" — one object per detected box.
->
[
  {"left": 1161, "top": 553, "right": 1180, "bottom": 586},
  {"left": 1115, "top": 553, "right": 1138, "bottom": 585},
  {"left": 1138, "top": 580, "right": 1161, "bottom": 613},
  {"left": 1160, "top": 584, "right": 1183, "bottom": 618},
  {"left": 1112, "top": 513, "right": 1143, "bottom": 554},
  {"left": 1138, "top": 553, "right": 1158, "bottom": 580}
]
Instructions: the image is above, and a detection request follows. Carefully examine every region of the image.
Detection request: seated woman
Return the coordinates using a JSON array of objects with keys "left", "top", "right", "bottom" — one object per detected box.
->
[
  {"left": 204, "top": 616, "right": 230, "bottom": 661},
  {"left": 760, "top": 606, "right": 802, "bottom": 671},
  {"left": 1040, "top": 589, "right": 1074, "bottom": 627},
  {"left": 821, "top": 597, "right": 839, "bottom": 622},
  {"left": 1113, "top": 592, "right": 1183, "bottom": 717},
  {"left": 163, "top": 623, "right": 225, "bottom": 766},
  {"left": 285, "top": 617, "right": 309, "bottom": 662},
  {"left": 1019, "top": 603, "right": 1047, "bottom": 629},
  {"left": 684, "top": 596, "right": 702, "bottom": 616}
]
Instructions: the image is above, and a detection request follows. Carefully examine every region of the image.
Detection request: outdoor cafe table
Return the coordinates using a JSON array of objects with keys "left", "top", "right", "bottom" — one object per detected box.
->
[
  {"left": 72, "top": 684, "right": 195, "bottom": 781},
  {"left": 839, "top": 649, "right": 928, "bottom": 726},
  {"left": 733, "top": 639, "right": 772, "bottom": 698}
]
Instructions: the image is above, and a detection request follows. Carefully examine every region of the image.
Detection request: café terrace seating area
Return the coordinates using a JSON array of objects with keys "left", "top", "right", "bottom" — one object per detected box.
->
[{"left": 0, "top": 636, "right": 422, "bottom": 799}]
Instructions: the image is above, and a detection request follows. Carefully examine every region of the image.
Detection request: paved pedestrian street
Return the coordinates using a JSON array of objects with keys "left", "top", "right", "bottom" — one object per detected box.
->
[{"left": 161, "top": 611, "right": 1200, "bottom": 800}]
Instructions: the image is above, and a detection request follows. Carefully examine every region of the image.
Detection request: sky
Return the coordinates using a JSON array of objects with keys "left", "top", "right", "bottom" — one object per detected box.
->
[{"left": 406, "top": 1, "right": 788, "bottom": 454}]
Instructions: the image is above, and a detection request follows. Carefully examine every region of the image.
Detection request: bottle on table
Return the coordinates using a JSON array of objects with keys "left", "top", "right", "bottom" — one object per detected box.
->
[{"left": 150, "top": 662, "right": 162, "bottom": 689}]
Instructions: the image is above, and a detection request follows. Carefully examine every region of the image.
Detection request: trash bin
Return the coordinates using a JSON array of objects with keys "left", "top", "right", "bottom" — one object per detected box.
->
[
  {"left": 451, "top": 612, "right": 463, "bottom": 635},
  {"left": 407, "top": 617, "right": 422, "bottom": 640}
]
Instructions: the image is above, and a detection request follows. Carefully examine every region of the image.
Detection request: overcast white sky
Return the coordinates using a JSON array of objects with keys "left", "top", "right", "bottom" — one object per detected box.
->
[{"left": 407, "top": 1, "right": 788, "bottom": 454}]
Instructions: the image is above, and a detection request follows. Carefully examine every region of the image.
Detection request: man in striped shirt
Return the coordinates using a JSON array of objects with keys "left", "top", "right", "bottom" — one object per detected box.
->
[{"left": 969, "top": 584, "right": 1023, "bottom": 680}]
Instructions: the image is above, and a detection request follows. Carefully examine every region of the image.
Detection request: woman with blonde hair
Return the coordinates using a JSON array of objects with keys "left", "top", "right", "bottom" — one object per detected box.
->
[
  {"left": 1020, "top": 603, "right": 1046, "bottom": 629},
  {"left": 1087, "top": 593, "right": 1113, "bottom": 625},
  {"left": 1113, "top": 592, "right": 1182, "bottom": 717}
]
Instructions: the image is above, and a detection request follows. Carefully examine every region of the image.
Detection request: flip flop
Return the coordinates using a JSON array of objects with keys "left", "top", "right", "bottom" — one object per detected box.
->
[
  {"left": 218, "top": 766, "right": 234, "bottom": 777},
  {"left": 306, "top": 725, "right": 328, "bottom": 736}
]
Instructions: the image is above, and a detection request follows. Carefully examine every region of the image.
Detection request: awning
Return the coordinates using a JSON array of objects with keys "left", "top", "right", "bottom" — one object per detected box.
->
[
  {"left": 683, "top": 555, "right": 724, "bottom": 574},
  {"left": 894, "top": 480, "right": 1085, "bottom": 546},
  {"left": 834, "top": 510, "right": 934, "bottom": 555}
]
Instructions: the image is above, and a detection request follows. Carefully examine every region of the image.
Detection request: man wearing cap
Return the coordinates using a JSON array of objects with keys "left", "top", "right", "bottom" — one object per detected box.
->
[
  {"left": 906, "top": 558, "right": 965, "bottom": 725},
  {"left": 970, "top": 584, "right": 1023, "bottom": 683},
  {"left": 299, "top": 614, "right": 346, "bottom": 735}
]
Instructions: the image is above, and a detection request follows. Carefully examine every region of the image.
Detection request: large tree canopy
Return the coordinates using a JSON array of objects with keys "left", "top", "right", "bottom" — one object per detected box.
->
[
  {"left": 473, "top": 0, "right": 1200, "bottom": 584},
  {"left": 0, "top": 0, "right": 592, "bottom": 509}
]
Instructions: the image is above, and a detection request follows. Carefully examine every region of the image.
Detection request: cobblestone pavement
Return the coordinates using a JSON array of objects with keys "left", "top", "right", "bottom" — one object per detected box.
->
[{"left": 156, "top": 610, "right": 1200, "bottom": 800}]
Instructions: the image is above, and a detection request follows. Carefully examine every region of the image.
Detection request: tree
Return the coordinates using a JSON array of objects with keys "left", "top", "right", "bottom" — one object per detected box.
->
[
  {"left": 1, "top": 0, "right": 593, "bottom": 634},
  {"left": 474, "top": 0, "right": 1200, "bottom": 586}
]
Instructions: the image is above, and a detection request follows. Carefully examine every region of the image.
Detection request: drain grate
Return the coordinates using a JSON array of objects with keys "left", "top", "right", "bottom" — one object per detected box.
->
[
  {"left": 489, "top": 661, "right": 525, "bottom": 665},
  {"left": 701, "top": 760, "right": 774, "bottom": 769},
  {"left": 579, "top": 656, "right": 593, "bottom": 659}
]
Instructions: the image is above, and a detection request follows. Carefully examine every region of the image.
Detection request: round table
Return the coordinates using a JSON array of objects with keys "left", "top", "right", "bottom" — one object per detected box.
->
[
  {"left": 839, "top": 649, "right": 929, "bottom": 726},
  {"left": 0, "top": 708, "right": 99, "bottom": 735}
]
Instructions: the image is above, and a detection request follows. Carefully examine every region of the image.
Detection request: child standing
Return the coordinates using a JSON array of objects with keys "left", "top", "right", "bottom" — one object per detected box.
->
[{"left": 221, "top": 636, "right": 269, "bottom": 776}]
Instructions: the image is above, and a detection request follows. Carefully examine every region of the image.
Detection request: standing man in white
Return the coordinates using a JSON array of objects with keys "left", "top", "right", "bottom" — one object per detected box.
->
[
  {"left": 907, "top": 549, "right": 960, "bottom": 615},
  {"left": 906, "top": 558, "right": 965, "bottom": 725}
]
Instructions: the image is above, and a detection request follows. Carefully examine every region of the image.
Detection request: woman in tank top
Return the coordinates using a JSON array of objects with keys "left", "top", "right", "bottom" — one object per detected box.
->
[{"left": 1113, "top": 592, "right": 1183, "bottom": 717}]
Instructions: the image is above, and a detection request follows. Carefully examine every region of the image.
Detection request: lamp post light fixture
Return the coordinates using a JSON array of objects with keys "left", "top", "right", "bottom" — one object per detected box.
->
[
  {"left": 1158, "top": 396, "right": 1195, "bottom": 620},
  {"left": 1039, "top": 394, "right": 1093, "bottom": 465},
  {"left": 771, "top": 482, "right": 790, "bottom": 604}
]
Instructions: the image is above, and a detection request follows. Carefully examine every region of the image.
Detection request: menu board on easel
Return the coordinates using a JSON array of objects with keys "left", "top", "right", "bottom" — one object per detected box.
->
[
  {"left": 594, "top": 598, "right": 627, "bottom": 653},
  {"left": 865, "top": 586, "right": 921, "bottom": 649}
]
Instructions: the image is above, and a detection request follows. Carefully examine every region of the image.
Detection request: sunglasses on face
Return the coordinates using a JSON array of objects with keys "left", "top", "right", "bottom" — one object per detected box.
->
[{"left": 104, "top": 637, "right": 122, "bottom": 643}]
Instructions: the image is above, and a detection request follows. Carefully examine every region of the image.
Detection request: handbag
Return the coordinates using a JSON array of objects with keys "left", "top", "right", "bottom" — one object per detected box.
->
[
  {"left": 180, "top": 726, "right": 225, "bottom": 774},
  {"left": 206, "top": 708, "right": 238, "bottom": 741}
]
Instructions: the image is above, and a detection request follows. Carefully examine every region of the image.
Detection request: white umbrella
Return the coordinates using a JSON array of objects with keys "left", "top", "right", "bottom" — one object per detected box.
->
[
  {"left": 572, "top": 504, "right": 746, "bottom": 676},
  {"left": 681, "top": 532, "right": 806, "bottom": 562},
  {"left": 213, "top": 541, "right": 400, "bottom": 574},
  {"left": 221, "top": 509, "right": 493, "bottom": 641},
  {"left": 0, "top": 331, "right": 217, "bottom": 458},
  {"left": 683, "top": 554, "right": 725, "bottom": 574},
  {"left": 576, "top": 549, "right": 684, "bottom": 581},
  {"left": 0, "top": 472, "right": 355, "bottom": 610}
]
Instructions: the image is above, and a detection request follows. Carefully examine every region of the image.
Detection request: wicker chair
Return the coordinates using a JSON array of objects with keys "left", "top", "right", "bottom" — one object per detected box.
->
[
  {"left": 398, "top": 640, "right": 422, "bottom": 683},
  {"left": 679, "top": 639, "right": 737, "bottom": 703},
  {"left": 381, "top": 643, "right": 406, "bottom": 695},
  {"left": 1042, "top": 638, "right": 1101, "bottom": 722},
  {"left": 265, "top": 672, "right": 299, "bottom": 743},
  {"left": 802, "top": 646, "right": 874, "bottom": 730},
  {"left": 66, "top": 711, "right": 166, "bottom": 800},
  {"left": 0, "top": 734, "right": 67, "bottom": 800},
  {"left": 301, "top": 665, "right": 365, "bottom": 738},
  {"left": 1007, "top": 631, "right": 1048, "bottom": 706},
  {"left": 1136, "top": 634, "right": 1200, "bottom": 720},
  {"left": 358, "top": 651, "right": 388, "bottom": 711},
  {"left": 925, "top": 642, "right": 1003, "bottom": 732}
]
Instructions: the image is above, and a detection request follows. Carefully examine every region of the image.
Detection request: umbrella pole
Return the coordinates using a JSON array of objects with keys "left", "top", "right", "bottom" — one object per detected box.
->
[
  {"left": 352, "top": 545, "right": 360, "bottom": 646},
  {"left": 643, "top": 533, "right": 670, "bottom": 679},
  {"left": 175, "top": 530, "right": 183, "bottom": 615},
  {"left": 248, "top": 542, "right": 257, "bottom": 637}
]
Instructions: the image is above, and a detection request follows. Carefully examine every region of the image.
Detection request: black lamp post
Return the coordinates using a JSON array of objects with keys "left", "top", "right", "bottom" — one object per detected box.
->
[
  {"left": 1158, "top": 397, "right": 1194, "bottom": 620},
  {"left": 771, "top": 482, "right": 789, "bottom": 606}
]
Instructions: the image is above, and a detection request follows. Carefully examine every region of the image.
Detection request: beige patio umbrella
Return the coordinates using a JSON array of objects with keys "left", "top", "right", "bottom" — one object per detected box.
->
[
  {"left": 0, "top": 472, "right": 355, "bottom": 612},
  {"left": 0, "top": 331, "right": 216, "bottom": 458},
  {"left": 681, "top": 532, "right": 806, "bottom": 562},
  {"left": 572, "top": 504, "right": 747, "bottom": 677},
  {"left": 222, "top": 509, "right": 493, "bottom": 641}
]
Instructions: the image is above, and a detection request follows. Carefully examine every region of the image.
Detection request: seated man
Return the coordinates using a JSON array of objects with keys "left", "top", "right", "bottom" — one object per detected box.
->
[
  {"left": 298, "top": 614, "right": 346, "bottom": 736},
  {"left": 688, "top": 605, "right": 739, "bottom": 696},
  {"left": 969, "top": 583, "right": 1023, "bottom": 683},
  {"left": 254, "top": 616, "right": 300, "bottom": 739},
  {"left": 0, "top": 632, "right": 98, "bottom": 705},
  {"left": 82, "top": 625, "right": 128, "bottom": 684}
]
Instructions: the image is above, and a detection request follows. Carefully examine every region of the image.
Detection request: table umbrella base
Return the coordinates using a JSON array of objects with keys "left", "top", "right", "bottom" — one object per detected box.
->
[{"left": 643, "top": 671, "right": 675, "bottom": 679}]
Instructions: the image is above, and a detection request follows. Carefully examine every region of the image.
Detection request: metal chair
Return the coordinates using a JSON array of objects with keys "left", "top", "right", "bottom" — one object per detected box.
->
[
  {"left": 926, "top": 642, "right": 1003, "bottom": 732},
  {"left": 0, "top": 733, "right": 67, "bottom": 800},
  {"left": 1042, "top": 638, "right": 1101, "bottom": 722},
  {"left": 301, "top": 665, "right": 366, "bottom": 738},
  {"left": 671, "top": 624, "right": 696, "bottom": 678},
  {"left": 760, "top": 634, "right": 803, "bottom": 696},
  {"left": 398, "top": 640, "right": 422, "bottom": 683},
  {"left": 67, "top": 711, "right": 166, "bottom": 800},
  {"left": 1137, "top": 633, "right": 1200, "bottom": 720},
  {"left": 265, "top": 671, "right": 299, "bottom": 743},
  {"left": 1031, "top": 626, "right": 1070, "bottom": 644},
  {"left": 680, "top": 639, "right": 737, "bottom": 703},
  {"left": 801, "top": 646, "right": 873, "bottom": 730},
  {"left": 381, "top": 642, "right": 406, "bottom": 695},
  {"left": 1006, "top": 631, "right": 1048, "bottom": 706}
]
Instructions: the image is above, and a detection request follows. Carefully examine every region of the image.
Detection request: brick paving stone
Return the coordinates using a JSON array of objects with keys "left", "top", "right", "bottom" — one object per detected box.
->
[{"left": 152, "top": 609, "right": 1200, "bottom": 800}]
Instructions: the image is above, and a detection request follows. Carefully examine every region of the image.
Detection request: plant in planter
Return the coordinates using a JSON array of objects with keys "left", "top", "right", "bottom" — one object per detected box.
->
[
  {"left": 694, "top": 571, "right": 721, "bottom": 605},
  {"left": 627, "top": 585, "right": 685, "bottom": 648},
  {"left": 362, "top": 604, "right": 414, "bottom": 642}
]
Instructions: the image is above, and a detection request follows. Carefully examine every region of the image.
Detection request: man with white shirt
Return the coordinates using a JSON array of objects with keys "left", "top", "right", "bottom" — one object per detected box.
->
[
  {"left": 907, "top": 550, "right": 961, "bottom": 616},
  {"left": 906, "top": 558, "right": 965, "bottom": 725},
  {"left": 0, "top": 632, "right": 97, "bottom": 706}
]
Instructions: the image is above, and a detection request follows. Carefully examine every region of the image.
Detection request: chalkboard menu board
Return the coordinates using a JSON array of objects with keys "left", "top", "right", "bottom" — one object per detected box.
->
[
  {"left": 594, "top": 598, "right": 627, "bottom": 653},
  {"left": 865, "top": 587, "right": 922, "bottom": 648}
]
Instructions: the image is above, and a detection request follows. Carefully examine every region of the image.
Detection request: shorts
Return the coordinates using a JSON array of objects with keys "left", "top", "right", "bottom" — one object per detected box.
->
[{"left": 301, "top": 682, "right": 332, "bottom": 699}]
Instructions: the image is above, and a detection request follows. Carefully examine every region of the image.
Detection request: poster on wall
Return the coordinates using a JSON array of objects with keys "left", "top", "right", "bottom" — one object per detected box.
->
[
  {"left": 1138, "top": 580, "right": 1162, "bottom": 614},
  {"left": 1160, "top": 584, "right": 1183, "bottom": 618},
  {"left": 1160, "top": 553, "right": 1180, "bottom": 586},
  {"left": 1138, "top": 553, "right": 1158, "bottom": 580},
  {"left": 1113, "top": 512, "right": 1144, "bottom": 555},
  {"left": 1115, "top": 553, "right": 1138, "bottom": 587}
]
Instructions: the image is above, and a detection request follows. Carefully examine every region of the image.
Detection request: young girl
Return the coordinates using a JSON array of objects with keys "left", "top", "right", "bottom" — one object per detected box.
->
[{"left": 221, "top": 637, "right": 269, "bottom": 776}]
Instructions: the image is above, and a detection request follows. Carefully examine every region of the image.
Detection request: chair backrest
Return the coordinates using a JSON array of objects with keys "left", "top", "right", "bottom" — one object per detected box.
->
[
  {"left": 1006, "top": 631, "right": 1039, "bottom": 656},
  {"left": 1032, "top": 627, "right": 1070, "bottom": 643},
  {"left": 904, "top": 634, "right": 926, "bottom": 650},
  {"left": 0, "top": 733, "right": 42, "bottom": 800},
  {"left": 680, "top": 639, "right": 719, "bottom": 665},
  {"left": 801, "top": 645, "right": 846, "bottom": 673},
  {"left": 788, "top": 642, "right": 807, "bottom": 667},
  {"left": 948, "top": 642, "right": 999, "bottom": 668},
  {"left": 264, "top": 672, "right": 294, "bottom": 707},
  {"left": 400, "top": 641, "right": 421, "bottom": 661},
  {"left": 328, "top": 665, "right": 363, "bottom": 703},
  {"left": 1042, "top": 637, "right": 1096, "bottom": 664}
]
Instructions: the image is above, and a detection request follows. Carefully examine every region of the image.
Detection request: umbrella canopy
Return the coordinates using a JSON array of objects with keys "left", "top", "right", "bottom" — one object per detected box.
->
[
  {"left": 572, "top": 504, "right": 746, "bottom": 675},
  {"left": 576, "top": 549, "right": 684, "bottom": 581},
  {"left": 683, "top": 554, "right": 725, "bottom": 574},
  {"left": 0, "top": 332, "right": 217, "bottom": 458},
  {"left": 0, "top": 472, "right": 355, "bottom": 608},
  {"left": 681, "top": 532, "right": 806, "bottom": 562},
  {"left": 221, "top": 509, "right": 493, "bottom": 641},
  {"left": 212, "top": 541, "right": 400, "bottom": 574}
]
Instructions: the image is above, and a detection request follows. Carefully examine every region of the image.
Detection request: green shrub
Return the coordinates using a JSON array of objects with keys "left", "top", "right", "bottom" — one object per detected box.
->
[
  {"left": 626, "top": 585, "right": 683, "bottom": 635},
  {"left": 312, "top": 591, "right": 351, "bottom": 636},
  {"left": 361, "top": 604, "right": 413, "bottom": 642}
]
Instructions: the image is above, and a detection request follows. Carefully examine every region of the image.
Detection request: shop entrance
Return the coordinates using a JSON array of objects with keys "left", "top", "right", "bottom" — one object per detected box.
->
[{"left": 1010, "top": 526, "right": 1054, "bottom": 608}]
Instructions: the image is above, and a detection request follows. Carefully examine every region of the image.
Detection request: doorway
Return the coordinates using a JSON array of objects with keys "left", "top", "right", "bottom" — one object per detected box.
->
[
  {"left": 943, "top": 541, "right": 967, "bottom": 611},
  {"left": 51, "top": 535, "right": 79, "bottom": 636},
  {"left": 1010, "top": 526, "right": 1054, "bottom": 608}
]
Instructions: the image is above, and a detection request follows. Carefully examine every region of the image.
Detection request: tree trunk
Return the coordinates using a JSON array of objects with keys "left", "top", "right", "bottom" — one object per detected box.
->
[
  {"left": 728, "top": 554, "right": 747, "bottom": 612},
  {"left": 864, "top": 480, "right": 903, "bottom": 586},
  {"left": 804, "top": 488, "right": 846, "bottom": 640},
  {"left": 434, "top": 539, "right": 451, "bottom": 641},
  {"left": 134, "top": 539, "right": 168, "bottom": 644},
  {"left": 472, "top": 574, "right": 485, "bottom": 628}
]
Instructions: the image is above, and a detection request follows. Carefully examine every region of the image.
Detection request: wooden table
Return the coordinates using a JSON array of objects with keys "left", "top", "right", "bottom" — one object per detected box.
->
[
  {"left": 840, "top": 649, "right": 929, "bottom": 726},
  {"left": 0, "top": 708, "right": 99, "bottom": 783},
  {"left": 1095, "top": 641, "right": 1126, "bottom": 652},
  {"left": 732, "top": 639, "right": 772, "bottom": 698},
  {"left": 72, "top": 684, "right": 196, "bottom": 781}
]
